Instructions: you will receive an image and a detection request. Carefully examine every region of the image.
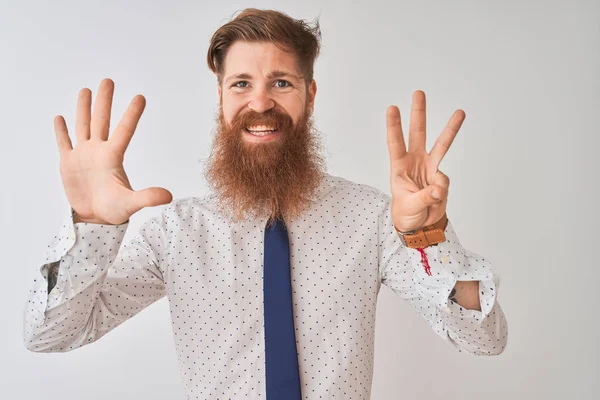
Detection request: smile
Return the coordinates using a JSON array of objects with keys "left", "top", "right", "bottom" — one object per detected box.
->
[{"left": 245, "top": 126, "right": 279, "bottom": 137}]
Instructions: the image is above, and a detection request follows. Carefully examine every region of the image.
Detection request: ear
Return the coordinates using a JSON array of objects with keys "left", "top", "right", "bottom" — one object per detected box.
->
[
  {"left": 217, "top": 83, "right": 222, "bottom": 100},
  {"left": 307, "top": 80, "right": 317, "bottom": 111}
]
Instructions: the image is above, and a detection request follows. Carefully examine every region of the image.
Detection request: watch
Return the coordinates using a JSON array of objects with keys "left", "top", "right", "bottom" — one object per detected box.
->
[{"left": 395, "top": 213, "right": 448, "bottom": 249}]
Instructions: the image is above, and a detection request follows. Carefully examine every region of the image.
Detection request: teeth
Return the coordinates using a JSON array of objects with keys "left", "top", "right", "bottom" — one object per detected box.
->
[
  {"left": 246, "top": 126, "right": 278, "bottom": 137},
  {"left": 247, "top": 125, "right": 276, "bottom": 131}
]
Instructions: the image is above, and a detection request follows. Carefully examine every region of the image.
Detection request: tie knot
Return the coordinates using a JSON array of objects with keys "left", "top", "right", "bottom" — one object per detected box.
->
[{"left": 266, "top": 217, "right": 286, "bottom": 231}]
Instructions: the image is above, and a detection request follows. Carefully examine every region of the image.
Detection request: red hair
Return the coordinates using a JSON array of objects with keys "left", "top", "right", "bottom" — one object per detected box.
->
[{"left": 207, "top": 8, "right": 322, "bottom": 86}]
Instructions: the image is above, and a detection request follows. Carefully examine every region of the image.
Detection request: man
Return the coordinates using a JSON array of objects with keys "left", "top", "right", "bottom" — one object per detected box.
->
[{"left": 24, "top": 8, "right": 508, "bottom": 399}]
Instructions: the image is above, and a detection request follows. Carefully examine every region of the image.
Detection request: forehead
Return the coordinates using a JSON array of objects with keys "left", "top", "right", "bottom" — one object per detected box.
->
[{"left": 223, "top": 41, "right": 301, "bottom": 79}]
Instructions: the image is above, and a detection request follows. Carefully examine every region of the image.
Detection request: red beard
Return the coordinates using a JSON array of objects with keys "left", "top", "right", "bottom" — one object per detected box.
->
[{"left": 204, "top": 104, "right": 326, "bottom": 225}]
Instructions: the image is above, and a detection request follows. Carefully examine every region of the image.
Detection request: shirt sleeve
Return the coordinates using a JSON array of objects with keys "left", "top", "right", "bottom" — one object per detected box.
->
[
  {"left": 378, "top": 196, "right": 508, "bottom": 356},
  {"left": 23, "top": 207, "right": 168, "bottom": 352}
]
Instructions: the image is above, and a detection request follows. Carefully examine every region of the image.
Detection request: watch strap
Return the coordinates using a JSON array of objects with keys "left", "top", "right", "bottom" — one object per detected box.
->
[{"left": 396, "top": 213, "right": 448, "bottom": 248}]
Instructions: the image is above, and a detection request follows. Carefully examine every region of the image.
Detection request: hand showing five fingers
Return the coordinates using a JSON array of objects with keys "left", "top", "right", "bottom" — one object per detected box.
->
[
  {"left": 386, "top": 90, "right": 465, "bottom": 232},
  {"left": 54, "top": 78, "right": 173, "bottom": 225}
]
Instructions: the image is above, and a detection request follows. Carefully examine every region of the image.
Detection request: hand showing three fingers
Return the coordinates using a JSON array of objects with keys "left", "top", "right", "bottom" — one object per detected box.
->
[{"left": 386, "top": 90, "right": 465, "bottom": 232}]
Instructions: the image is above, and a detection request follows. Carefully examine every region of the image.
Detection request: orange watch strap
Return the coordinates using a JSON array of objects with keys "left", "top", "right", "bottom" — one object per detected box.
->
[{"left": 396, "top": 213, "right": 448, "bottom": 248}]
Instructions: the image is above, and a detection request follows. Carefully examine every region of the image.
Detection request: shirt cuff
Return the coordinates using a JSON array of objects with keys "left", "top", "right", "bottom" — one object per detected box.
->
[
  {"left": 37, "top": 207, "right": 129, "bottom": 311},
  {"left": 405, "top": 219, "right": 497, "bottom": 322}
]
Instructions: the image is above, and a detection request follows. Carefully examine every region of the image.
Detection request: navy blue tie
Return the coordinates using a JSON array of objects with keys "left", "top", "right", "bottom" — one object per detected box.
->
[{"left": 263, "top": 218, "right": 302, "bottom": 399}]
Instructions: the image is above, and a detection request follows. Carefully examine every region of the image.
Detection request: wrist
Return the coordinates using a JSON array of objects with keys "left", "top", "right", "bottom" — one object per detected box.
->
[
  {"left": 395, "top": 213, "right": 448, "bottom": 248},
  {"left": 72, "top": 212, "right": 115, "bottom": 225}
]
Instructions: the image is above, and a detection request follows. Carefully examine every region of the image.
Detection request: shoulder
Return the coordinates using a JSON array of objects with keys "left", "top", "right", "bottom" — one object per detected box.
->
[
  {"left": 157, "top": 193, "right": 221, "bottom": 225},
  {"left": 322, "top": 173, "right": 391, "bottom": 206}
]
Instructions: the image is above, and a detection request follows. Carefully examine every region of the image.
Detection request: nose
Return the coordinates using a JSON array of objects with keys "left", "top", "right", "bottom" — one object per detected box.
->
[{"left": 247, "top": 88, "right": 275, "bottom": 113}]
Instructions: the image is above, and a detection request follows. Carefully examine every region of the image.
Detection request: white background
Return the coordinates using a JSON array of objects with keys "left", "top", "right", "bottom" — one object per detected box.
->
[{"left": 1, "top": 0, "right": 598, "bottom": 398}]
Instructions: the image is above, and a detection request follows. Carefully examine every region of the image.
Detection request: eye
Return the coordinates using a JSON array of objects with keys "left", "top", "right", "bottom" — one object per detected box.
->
[
  {"left": 274, "top": 80, "right": 292, "bottom": 88},
  {"left": 232, "top": 81, "right": 249, "bottom": 88}
]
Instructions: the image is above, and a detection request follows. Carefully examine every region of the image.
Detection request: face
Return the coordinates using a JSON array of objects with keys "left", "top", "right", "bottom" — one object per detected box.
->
[
  {"left": 218, "top": 41, "right": 317, "bottom": 143},
  {"left": 204, "top": 40, "right": 326, "bottom": 225}
]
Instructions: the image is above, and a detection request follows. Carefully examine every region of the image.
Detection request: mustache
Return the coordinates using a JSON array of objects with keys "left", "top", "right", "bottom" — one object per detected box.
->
[{"left": 229, "top": 108, "right": 295, "bottom": 133}]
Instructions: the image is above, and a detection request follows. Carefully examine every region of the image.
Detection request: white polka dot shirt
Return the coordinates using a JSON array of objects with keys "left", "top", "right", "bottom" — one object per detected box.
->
[{"left": 23, "top": 173, "right": 508, "bottom": 399}]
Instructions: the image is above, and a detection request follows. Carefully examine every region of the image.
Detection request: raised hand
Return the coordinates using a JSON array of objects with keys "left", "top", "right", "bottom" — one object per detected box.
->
[
  {"left": 386, "top": 90, "right": 465, "bottom": 232},
  {"left": 54, "top": 78, "right": 173, "bottom": 225}
]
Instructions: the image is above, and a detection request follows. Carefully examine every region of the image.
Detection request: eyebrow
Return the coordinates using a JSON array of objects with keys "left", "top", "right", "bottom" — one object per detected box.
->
[{"left": 224, "top": 70, "right": 302, "bottom": 85}]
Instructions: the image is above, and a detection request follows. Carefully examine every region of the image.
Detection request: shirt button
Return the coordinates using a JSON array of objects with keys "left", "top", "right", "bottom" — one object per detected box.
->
[
  {"left": 443, "top": 306, "right": 451, "bottom": 314},
  {"left": 441, "top": 255, "right": 449, "bottom": 264}
]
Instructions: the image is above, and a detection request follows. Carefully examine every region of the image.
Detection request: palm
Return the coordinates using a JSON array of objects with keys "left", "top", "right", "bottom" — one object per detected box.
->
[
  {"left": 386, "top": 90, "right": 465, "bottom": 232},
  {"left": 54, "top": 79, "right": 172, "bottom": 225},
  {"left": 60, "top": 141, "right": 136, "bottom": 225}
]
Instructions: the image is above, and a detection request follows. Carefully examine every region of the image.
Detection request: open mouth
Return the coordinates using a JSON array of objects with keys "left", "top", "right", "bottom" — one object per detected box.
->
[{"left": 245, "top": 125, "right": 279, "bottom": 137}]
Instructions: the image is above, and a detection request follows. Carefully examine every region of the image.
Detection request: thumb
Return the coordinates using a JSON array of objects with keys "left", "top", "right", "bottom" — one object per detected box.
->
[
  {"left": 131, "top": 187, "right": 173, "bottom": 213},
  {"left": 415, "top": 184, "right": 447, "bottom": 207}
]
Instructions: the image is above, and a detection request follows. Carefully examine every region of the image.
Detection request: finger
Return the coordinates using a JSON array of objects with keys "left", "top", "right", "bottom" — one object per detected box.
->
[
  {"left": 130, "top": 187, "right": 173, "bottom": 214},
  {"left": 432, "top": 170, "right": 450, "bottom": 191},
  {"left": 409, "top": 90, "right": 427, "bottom": 152},
  {"left": 430, "top": 109, "right": 465, "bottom": 167},
  {"left": 415, "top": 183, "right": 448, "bottom": 208},
  {"left": 91, "top": 78, "right": 115, "bottom": 141},
  {"left": 386, "top": 105, "right": 407, "bottom": 161},
  {"left": 428, "top": 198, "right": 448, "bottom": 224},
  {"left": 428, "top": 187, "right": 449, "bottom": 219},
  {"left": 75, "top": 88, "right": 91, "bottom": 143},
  {"left": 54, "top": 115, "right": 72, "bottom": 157},
  {"left": 419, "top": 171, "right": 450, "bottom": 220},
  {"left": 110, "top": 94, "right": 146, "bottom": 153}
]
